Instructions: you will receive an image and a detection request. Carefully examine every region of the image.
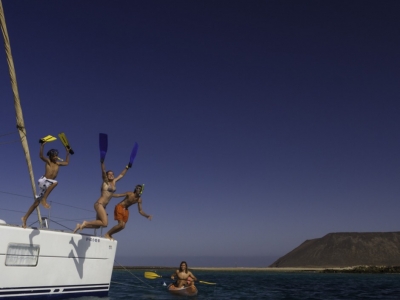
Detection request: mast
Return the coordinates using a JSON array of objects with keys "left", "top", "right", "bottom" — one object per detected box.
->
[{"left": 0, "top": 0, "right": 42, "bottom": 225}]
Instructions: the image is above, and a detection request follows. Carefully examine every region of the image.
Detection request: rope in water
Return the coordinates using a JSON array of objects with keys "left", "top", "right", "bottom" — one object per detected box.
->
[{"left": 112, "top": 259, "right": 155, "bottom": 289}]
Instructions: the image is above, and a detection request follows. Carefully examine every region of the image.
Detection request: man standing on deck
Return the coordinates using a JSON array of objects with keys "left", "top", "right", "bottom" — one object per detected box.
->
[{"left": 104, "top": 184, "right": 152, "bottom": 240}]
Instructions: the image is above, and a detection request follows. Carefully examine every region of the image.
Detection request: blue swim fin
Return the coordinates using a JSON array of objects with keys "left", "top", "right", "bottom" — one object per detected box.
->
[
  {"left": 99, "top": 133, "right": 108, "bottom": 162},
  {"left": 127, "top": 142, "right": 138, "bottom": 168}
]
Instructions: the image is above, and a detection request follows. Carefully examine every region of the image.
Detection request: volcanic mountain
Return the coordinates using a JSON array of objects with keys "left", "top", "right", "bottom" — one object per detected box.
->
[{"left": 270, "top": 232, "right": 400, "bottom": 268}]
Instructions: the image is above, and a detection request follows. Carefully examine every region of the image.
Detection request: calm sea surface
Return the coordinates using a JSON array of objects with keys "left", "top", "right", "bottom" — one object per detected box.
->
[{"left": 68, "top": 269, "right": 400, "bottom": 299}]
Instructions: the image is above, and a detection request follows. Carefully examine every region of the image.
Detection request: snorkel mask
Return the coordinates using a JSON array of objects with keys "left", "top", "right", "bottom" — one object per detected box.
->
[{"left": 136, "top": 184, "right": 145, "bottom": 195}]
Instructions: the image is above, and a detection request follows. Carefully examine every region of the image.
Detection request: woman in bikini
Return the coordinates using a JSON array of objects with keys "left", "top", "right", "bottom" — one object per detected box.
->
[
  {"left": 171, "top": 261, "right": 197, "bottom": 288},
  {"left": 73, "top": 161, "right": 129, "bottom": 233}
]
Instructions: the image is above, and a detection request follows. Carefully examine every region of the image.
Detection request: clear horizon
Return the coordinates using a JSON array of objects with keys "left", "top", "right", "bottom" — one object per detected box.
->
[{"left": 115, "top": 255, "right": 280, "bottom": 268}]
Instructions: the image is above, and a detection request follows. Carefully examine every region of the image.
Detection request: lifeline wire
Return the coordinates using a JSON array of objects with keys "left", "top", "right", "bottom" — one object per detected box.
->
[{"left": 113, "top": 259, "right": 155, "bottom": 289}]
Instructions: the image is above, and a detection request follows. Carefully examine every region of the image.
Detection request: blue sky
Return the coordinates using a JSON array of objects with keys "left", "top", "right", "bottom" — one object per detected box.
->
[{"left": 1, "top": 0, "right": 399, "bottom": 267}]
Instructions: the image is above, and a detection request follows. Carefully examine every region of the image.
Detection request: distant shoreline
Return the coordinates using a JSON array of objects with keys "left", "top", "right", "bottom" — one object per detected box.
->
[
  {"left": 114, "top": 266, "right": 400, "bottom": 273},
  {"left": 114, "top": 266, "right": 330, "bottom": 272}
]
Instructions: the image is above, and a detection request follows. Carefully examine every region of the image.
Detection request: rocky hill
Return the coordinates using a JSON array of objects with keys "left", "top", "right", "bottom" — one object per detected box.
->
[{"left": 270, "top": 232, "right": 400, "bottom": 268}]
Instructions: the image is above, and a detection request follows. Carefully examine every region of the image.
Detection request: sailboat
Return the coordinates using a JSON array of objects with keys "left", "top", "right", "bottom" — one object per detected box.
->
[{"left": 0, "top": 1, "right": 117, "bottom": 299}]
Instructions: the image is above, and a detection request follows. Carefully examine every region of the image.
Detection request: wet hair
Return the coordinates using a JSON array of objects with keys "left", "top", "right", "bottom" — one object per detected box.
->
[
  {"left": 179, "top": 261, "right": 188, "bottom": 273},
  {"left": 106, "top": 170, "right": 113, "bottom": 175},
  {"left": 47, "top": 149, "right": 59, "bottom": 157}
]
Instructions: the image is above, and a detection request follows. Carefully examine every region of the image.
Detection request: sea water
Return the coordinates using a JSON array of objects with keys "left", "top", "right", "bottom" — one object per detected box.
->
[{"left": 68, "top": 269, "right": 400, "bottom": 299}]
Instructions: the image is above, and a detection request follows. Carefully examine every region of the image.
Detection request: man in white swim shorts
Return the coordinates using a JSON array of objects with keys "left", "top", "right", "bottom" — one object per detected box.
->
[
  {"left": 21, "top": 140, "right": 70, "bottom": 228},
  {"left": 37, "top": 176, "right": 58, "bottom": 199}
]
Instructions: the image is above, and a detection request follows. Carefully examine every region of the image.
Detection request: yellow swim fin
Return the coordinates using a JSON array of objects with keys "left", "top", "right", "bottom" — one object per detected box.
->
[
  {"left": 58, "top": 132, "right": 74, "bottom": 155},
  {"left": 58, "top": 132, "right": 68, "bottom": 147},
  {"left": 39, "top": 135, "right": 57, "bottom": 144}
]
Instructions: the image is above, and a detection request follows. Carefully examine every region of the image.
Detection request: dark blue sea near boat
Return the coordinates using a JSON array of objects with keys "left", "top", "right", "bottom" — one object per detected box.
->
[{"left": 100, "top": 269, "right": 400, "bottom": 300}]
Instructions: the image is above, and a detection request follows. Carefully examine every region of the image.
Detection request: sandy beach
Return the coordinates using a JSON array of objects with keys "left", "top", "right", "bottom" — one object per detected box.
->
[
  {"left": 115, "top": 266, "right": 350, "bottom": 272},
  {"left": 191, "top": 267, "right": 331, "bottom": 272},
  {"left": 116, "top": 265, "right": 400, "bottom": 273}
]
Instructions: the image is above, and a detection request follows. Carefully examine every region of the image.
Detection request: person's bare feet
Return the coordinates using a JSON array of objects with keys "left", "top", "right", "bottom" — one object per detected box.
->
[
  {"left": 41, "top": 198, "right": 51, "bottom": 209},
  {"left": 21, "top": 217, "right": 27, "bottom": 229},
  {"left": 81, "top": 221, "right": 88, "bottom": 230},
  {"left": 104, "top": 233, "right": 114, "bottom": 240},
  {"left": 73, "top": 223, "right": 81, "bottom": 233}
]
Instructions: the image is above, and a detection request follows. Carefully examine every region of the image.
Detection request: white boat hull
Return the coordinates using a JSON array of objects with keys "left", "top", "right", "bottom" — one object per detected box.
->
[{"left": 0, "top": 223, "right": 117, "bottom": 299}]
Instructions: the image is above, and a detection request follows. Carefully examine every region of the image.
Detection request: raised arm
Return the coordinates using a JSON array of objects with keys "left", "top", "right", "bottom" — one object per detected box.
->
[
  {"left": 39, "top": 142, "right": 49, "bottom": 163},
  {"left": 137, "top": 198, "right": 152, "bottom": 220},
  {"left": 59, "top": 146, "right": 70, "bottom": 166},
  {"left": 101, "top": 161, "right": 107, "bottom": 181},
  {"left": 114, "top": 165, "right": 128, "bottom": 182}
]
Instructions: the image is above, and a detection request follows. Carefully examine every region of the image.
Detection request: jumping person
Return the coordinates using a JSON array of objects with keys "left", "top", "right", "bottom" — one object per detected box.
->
[
  {"left": 171, "top": 261, "right": 197, "bottom": 288},
  {"left": 73, "top": 160, "right": 129, "bottom": 233},
  {"left": 22, "top": 141, "right": 70, "bottom": 228},
  {"left": 104, "top": 184, "right": 152, "bottom": 240}
]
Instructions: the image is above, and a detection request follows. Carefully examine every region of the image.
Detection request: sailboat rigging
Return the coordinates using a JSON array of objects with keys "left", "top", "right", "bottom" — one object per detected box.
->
[{"left": 0, "top": 0, "right": 42, "bottom": 225}]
